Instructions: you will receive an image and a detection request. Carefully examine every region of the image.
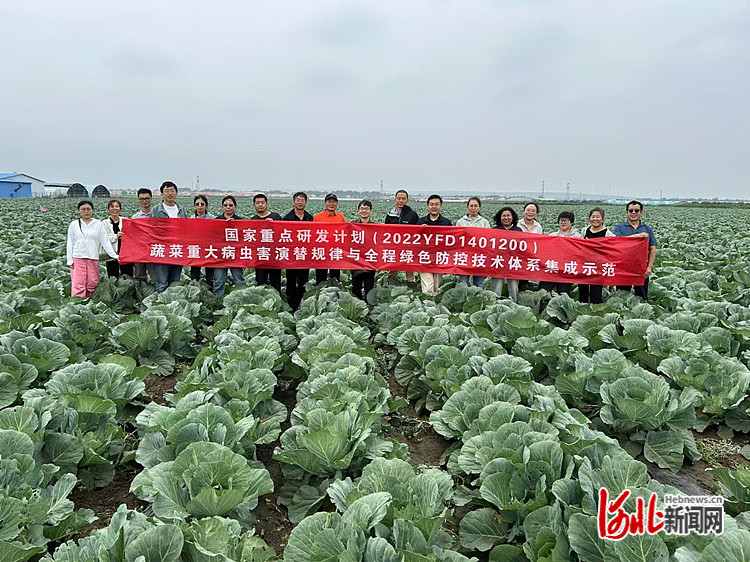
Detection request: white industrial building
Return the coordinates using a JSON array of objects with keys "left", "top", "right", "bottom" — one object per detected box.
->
[{"left": 0, "top": 173, "right": 45, "bottom": 196}]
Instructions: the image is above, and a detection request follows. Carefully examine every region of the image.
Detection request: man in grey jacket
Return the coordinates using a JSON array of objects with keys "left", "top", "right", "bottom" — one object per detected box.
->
[{"left": 148, "top": 181, "right": 187, "bottom": 292}]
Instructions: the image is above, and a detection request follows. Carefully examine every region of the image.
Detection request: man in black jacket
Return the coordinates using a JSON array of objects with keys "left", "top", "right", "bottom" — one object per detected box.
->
[
  {"left": 282, "top": 192, "right": 313, "bottom": 309},
  {"left": 251, "top": 193, "right": 283, "bottom": 292},
  {"left": 417, "top": 194, "right": 452, "bottom": 295},
  {"left": 384, "top": 189, "right": 418, "bottom": 282}
]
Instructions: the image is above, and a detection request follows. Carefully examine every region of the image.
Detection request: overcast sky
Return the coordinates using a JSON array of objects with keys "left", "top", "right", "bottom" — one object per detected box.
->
[{"left": 2, "top": 1, "right": 748, "bottom": 198}]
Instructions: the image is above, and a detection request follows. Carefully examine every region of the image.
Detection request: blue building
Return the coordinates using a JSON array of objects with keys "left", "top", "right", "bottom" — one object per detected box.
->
[{"left": 0, "top": 174, "right": 32, "bottom": 198}]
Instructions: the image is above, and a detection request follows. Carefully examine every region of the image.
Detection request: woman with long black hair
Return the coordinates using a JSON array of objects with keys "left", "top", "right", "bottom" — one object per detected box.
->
[{"left": 103, "top": 199, "right": 134, "bottom": 278}]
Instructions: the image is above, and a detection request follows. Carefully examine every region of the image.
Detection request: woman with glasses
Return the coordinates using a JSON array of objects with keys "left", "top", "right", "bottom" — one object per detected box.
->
[
  {"left": 213, "top": 195, "right": 246, "bottom": 298},
  {"left": 540, "top": 211, "right": 581, "bottom": 295},
  {"left": 67, "top": 200, "right": 119, "bottom": 297},
  {"left": 190, "top": 195, "right": 215, "bottom": 287}
]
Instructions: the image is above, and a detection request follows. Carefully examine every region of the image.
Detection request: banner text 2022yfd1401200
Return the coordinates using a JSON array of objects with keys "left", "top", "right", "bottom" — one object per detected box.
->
[{"left": 119, "top": 218, "right": 648, "bottom": 286}]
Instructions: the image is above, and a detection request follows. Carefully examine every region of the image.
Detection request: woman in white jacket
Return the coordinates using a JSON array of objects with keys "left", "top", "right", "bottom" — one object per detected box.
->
[
  {"left": 456, "top": 197, "right": 491, "bottom": 288},
  {"left": 66, "top": 200, "right": 119, "bottom": 298}
]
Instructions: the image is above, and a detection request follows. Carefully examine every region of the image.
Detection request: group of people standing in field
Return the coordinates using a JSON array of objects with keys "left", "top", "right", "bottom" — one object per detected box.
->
[
  {"left": 375, "top": 192, "right": 657, "bottom": 303},
  {"left": 66, "top": 182, "right": 657, "bottom": 305},
  {"left": 451, "top": 199, "right": 657, "bottom": 303}
]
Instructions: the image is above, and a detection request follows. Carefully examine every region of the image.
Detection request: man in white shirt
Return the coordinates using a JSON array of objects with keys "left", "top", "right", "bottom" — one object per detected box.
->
[{"left": 148, "top": 181, "right": 187, "bottom": 292}]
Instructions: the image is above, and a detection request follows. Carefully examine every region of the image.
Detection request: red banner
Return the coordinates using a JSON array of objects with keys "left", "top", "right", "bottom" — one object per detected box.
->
[{"left": 119, "top": 218, "right": 648, "bottom": 285}]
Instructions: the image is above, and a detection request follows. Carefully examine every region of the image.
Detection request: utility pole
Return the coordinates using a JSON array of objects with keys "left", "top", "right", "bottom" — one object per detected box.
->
[
  {"left": 196, "top": 175, "right": 200, "bottom": 191},
  {"left": 541, "top": 181, "right": 545, "bottom": 198},
  {"left": 566, "top": 182, "right": 571, "bottom": 201}
]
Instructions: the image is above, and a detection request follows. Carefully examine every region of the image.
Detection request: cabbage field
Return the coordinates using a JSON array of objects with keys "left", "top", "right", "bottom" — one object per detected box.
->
[{"left": 2, "top": 196, "right": 750, "bottom": 561}]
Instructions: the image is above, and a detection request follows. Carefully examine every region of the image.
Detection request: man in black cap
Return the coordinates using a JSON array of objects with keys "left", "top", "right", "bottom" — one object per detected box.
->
[{"left": 313, "top": 193, "right": 345, "bottom": 284}]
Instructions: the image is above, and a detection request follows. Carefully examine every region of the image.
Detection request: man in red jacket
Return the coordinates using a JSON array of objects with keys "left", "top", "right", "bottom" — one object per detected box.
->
[{"left": 313, "top": 193, "right": 345, "bottom": 284}]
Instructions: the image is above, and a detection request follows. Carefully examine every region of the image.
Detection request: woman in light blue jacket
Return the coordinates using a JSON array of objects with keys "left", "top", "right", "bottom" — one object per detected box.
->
[{"left": 455, "top": 197, "right": 491, "bottom": 287}]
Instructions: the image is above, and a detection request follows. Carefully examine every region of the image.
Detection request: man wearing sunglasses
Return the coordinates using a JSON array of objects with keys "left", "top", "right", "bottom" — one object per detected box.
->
[{"left": 613, "top": 200, "right": 657, "bottom": 300}]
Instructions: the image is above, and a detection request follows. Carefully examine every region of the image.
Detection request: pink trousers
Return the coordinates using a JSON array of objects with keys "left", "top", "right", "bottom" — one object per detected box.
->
[{"left": 71, "top": 258, "right": 101, "bottom": 298}]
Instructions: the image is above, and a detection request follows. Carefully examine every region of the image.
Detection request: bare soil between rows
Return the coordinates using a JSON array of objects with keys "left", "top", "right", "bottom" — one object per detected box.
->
[
  {"left": 68, "top": 366, "right": 749, "bottom": 557},
  {"left": 68, "top": 373, "right": 178, "bottom": 539}
]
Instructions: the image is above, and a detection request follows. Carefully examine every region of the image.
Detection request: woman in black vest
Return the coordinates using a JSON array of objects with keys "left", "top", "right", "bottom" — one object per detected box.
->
[
  {"left": 103, "top": 199, "right": 134, "bottom": 278},
  {"left": 579, "top": 207, "right": 615, "bottom": 304}
]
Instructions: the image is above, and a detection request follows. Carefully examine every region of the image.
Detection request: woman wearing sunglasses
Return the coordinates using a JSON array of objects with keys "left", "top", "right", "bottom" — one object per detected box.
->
[
  {"left": 190, "top": 195, "right": 215, "bottom": 287},
  {"left": 213, "top": 196, "right": 246, "bottom": 298}
]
